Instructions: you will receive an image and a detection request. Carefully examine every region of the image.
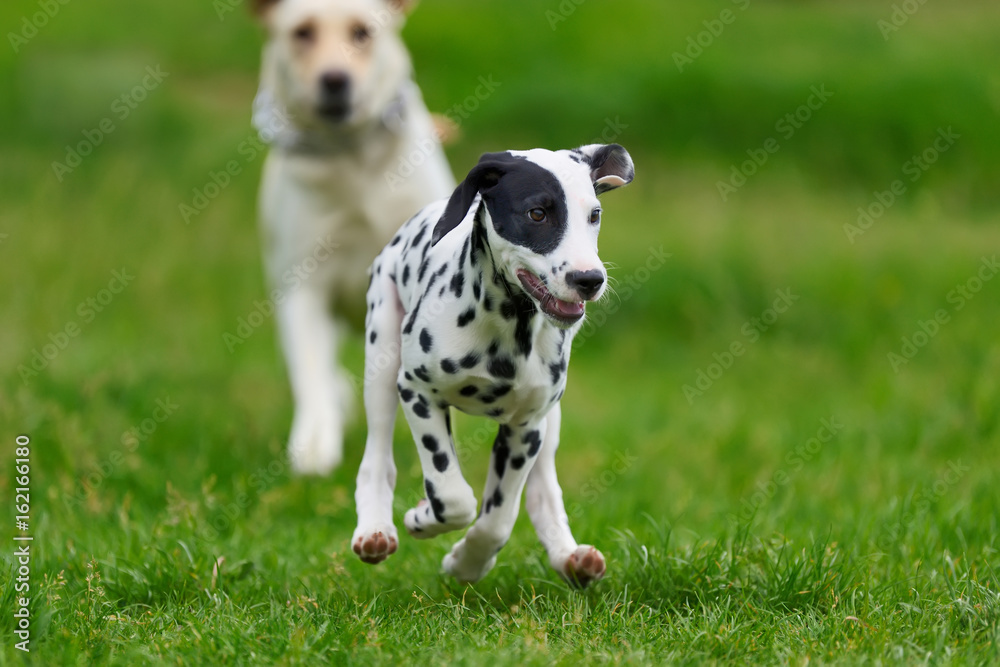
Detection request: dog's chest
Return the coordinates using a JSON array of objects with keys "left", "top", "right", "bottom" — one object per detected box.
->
[{"left": 401, "top": 309, "right": 570, "bottom": 424}]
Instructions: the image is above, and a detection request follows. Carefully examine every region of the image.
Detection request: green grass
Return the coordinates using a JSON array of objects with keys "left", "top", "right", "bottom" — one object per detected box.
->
[{"left": 2, "top": 0, "right": 1000, "bottom": 664}]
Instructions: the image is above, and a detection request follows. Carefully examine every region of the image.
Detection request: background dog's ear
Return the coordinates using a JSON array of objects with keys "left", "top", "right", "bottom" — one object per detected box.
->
[
  {"left": 577, "top": 144, "right": 635, "bottom": 195},
  {"left": 251, "top": 0, "right": 281, "bottom": 21},
  {"left": 386, "top": 0, "right": 419, "bottom": 15},
  {"left": 431, "top": 153, "right": 512, "bottom": 245}
]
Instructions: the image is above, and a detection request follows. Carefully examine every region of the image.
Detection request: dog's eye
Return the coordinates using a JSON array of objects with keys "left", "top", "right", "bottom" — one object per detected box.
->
[
  {"left": 527, "top": 208, "right": 546, "bottom": 222},
  {"left": 293, "top": 23, "right": 315, "bottom": 43},
  {"left": 351, "top": 24, "right": 371, "bottom": 45},
  {"left": 589, "top": 208, "right": 602, "bottom": 224}
]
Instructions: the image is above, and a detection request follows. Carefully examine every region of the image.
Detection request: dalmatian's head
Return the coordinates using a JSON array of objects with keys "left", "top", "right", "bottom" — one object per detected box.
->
[
  {"left": 253, "top": 0, "right": 414, "bottom": 129},
  {"left": 434, "top": 144, "right": 634, "bottom": 327}
]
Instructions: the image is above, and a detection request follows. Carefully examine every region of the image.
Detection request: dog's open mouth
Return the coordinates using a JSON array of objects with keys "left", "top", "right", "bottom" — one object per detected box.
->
[
  {"left": 318, "top": 104, "right": 350, "bottom": 122},
  {"left": 516, "top": 269, "right": 585, "bottom": 325}
]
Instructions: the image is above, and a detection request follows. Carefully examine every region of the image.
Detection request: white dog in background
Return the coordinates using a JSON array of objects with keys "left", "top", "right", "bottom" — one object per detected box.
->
[{"left": 251, "top": 0, "right": 454, "bottom": 475}]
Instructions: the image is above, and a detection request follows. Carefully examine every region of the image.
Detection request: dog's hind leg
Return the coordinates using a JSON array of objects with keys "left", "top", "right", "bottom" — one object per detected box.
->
[
  {"left": 276, "top": 285, "right": 348, "bottom": 476},
  {"left": 525, "top": 404, "right": 606, "bottom": 588},
  {"left": 352, "top": 272, "right": 404, "bottom": 564}
]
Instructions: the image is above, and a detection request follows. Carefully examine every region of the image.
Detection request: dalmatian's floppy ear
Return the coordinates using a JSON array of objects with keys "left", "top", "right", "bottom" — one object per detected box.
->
[
  {"left": 577, "top": 144, "right": 635, "bottom": 195},
  {"left": 432, "top": 152, "right": 516, "bottom": 245}
]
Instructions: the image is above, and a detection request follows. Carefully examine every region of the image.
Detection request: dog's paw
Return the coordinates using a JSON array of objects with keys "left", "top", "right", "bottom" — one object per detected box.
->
[
  {"left": 404, "top": 499, "right": 475, "bottom": 539},
  {"left": 288, "top": 412, "right": 343, "bottom": 476},
  {"left": 351, "top": 527, "right": 398, "bottom": 565},
  {"left": 442, "top": 539, "right": 496, "bottom": 584},
  {"left": 560, "top": 545, "right": 606, "bottom": 588}
]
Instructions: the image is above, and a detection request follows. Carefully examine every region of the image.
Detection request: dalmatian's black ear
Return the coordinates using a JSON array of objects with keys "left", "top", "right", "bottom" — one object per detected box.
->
[
  {"left": 432, "top": 152, "right": 517, "bottom": 245},
  {"left": 577, "top": 144, "right": 635, "bottom": 195}
]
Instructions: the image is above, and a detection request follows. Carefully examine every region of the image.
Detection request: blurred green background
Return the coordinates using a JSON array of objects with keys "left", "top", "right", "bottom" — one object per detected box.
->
[{"left": 2, "top": 0, "right": 1000, "bottom": 663}]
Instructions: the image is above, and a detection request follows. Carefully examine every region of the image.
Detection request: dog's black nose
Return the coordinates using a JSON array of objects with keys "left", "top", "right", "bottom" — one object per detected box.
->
[
  {"left": 318, "top": 71, "right": 351, "bottom": 120},
  {"left": 565, "top": 269, "right": 605, "bottom": 300},
  {"left": 321, "top": 71, "right": 350, "bottom": 94},
  {"left": 320, "top": 71, "right": 350, "bottom": 95}
]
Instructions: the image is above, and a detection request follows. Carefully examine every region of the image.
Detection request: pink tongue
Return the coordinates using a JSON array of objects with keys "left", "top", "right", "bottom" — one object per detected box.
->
[
  {"left": 546, "top": 296, "right": 584, "bottom": 318},
  {"left": 517, "top": 269, "right": 585, "bottom": 320}
]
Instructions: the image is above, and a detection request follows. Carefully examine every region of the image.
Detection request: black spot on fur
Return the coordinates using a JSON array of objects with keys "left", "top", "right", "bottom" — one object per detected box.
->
[
  {"left": 523, "top": 430, "right": 542, "bottom": 456},
  {"left": 369, "top": 330, "right": 377, "bottom": 344},
  {"left": 410, "top": 225, "right": 426, "bottom": 249},
  {"left": 488, "top": 356, "right": 516, "bottom": 379},
  {"left": 432, "top": 452, "right": 449, "bottom": 472},
  {"left": 404, "top": 371, "right": 413, "bottom": 381},
  {"left": 449, "top": 271, "right": 464, "bottom": 298},
  {"left": 425, "top": 270, "right": 441, "bottom": 295},
  {"left": 470, "top": 220, "right": 488, "bottom": 261},
  {"left": 514, "top": 294, "right": 536, "bottom": 357},
  {"left": 492, "top": 384, "right": 512, "bottom": 398},
  {"left": 493, "top": 430, "right": 510, "bottom": 477},
  {"left": 398, "top": 384, "right": 415, "bottom": 402},
  {"left": 414, "top": 366, "right": 431, "bottom": 382},
  {"left": 418, "top": 258, "right": 430, "bottom": 282},
  {"left": 419, "top": 329, "right": 433, "bottom": 353},
  {"left": 472, "top": 280, "right": 481, "bottom": 300},
  {"left": 490, "top": 487, "right": 504, "bottom": 508},
  {"left": 459, "top": 385, "right": 478, "bottom": 396},
  {"left": 421, "top": 434, "right": 439, "bottom": 452},
  {"left": 458, "top": 236, "right": 469, "bottom": 268},
  {"left": 390, "top": 234, "right": 402, "bottom": 246},
  {"left": 445, "top": 411, "right": 452, "bottom": 435},
  {"left": 460, "top": 352, "right": 480, "bottom": 368},
  {"left": 457, "top": 307, "right": 476, "bottom": 327},
  {"left": 549, "top": 359, "right": 567, "bottom": 385},
  {"left": 487, "top": 407, "right": 504, "bottom": 417},
  {"left": 441, "top": 358, "right": 458, "bottom": 374},
  {"left": 500, "top": 300, "right": 516, "bottom": 320},
  {"left": 483, "top": 292, "right": 493, "bottom": 311},
  {"left": 402, "top": 295, "right": 422, "bottom": 335},
  {"left": 402, "top": 264, "right": 410, "bottom": 286},
  {"left": 424, "top": 479, "right": 446, "bottom": 523},
  {"left": 511, "top": 456, "right": 526, "bottom": 470},
  {"left": 412, "top": 401, "right": 430, "bottom": 419},
  {"left": 487, "top": 340, "right": 500, "bottom": 356}
]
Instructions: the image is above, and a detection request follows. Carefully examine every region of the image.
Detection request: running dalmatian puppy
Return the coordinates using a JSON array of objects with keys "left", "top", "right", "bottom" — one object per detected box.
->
[{"left": 353, "top": 143, "right": 634, "bottom": 586}]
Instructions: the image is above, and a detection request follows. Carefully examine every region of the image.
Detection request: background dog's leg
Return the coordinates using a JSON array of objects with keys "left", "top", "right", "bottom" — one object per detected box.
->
[
  {"left": 398, "top": 398, "right": 477, "bottom": 539},
  {"left": 525, "top": 404, "right": 606, "bottom": 588},
  {"left": 353, "top": 277, "right": 404, "bottom": 564},
  {"left": 276, "top": 286, "right": 346, "bottom": 476},
  {"left": 442, "top": 419, "right": 549, "bottom": 583}
]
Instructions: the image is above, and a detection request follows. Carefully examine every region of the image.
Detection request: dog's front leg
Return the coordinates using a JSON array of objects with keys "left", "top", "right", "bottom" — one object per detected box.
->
[
  {"left": 275, "top": 286, "right": 350, "bottom": 476},
  {"left": 399, "top": 396, "right": 478, "bottom": 539},
  {"left": 442, "top": 419, "right": 549, "bottom": 583},
  {"left": 525, "top": 404, "right": 606, "bottom": 588}
]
